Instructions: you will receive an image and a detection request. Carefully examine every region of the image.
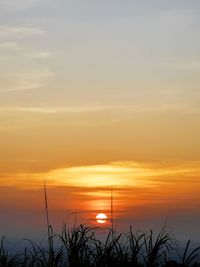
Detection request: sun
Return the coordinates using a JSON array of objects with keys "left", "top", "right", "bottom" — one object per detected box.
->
[{"left": 96, "top": 213, "right": 107, "bottom": 224}]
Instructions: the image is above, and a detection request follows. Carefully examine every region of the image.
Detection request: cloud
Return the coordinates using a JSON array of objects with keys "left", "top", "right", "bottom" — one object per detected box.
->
[
  {"left": 29, "top": 51, "right": 51, "bottom": 59},
  {"left": 0, "top": 39, "right": 51, "bottom": 67},
  {"left": 0, "top": 41, "right": 21, "bottom": 49},
  {"left": 0, "top": 68, "right": 54, "bottom": 92},
  {"left": 0, "top": 26, "right": 52, "bottom": 93},
  {"left": 0, "top": 103, "right": 199, "bottom": 115},
  {"left": 0, "top": 42, "right": 51, "bottom": 59},
  {"left": 0, "top": 26, "right": 44, "bottom": 40},
  {"left": 0, "top": 105, "right": 116, "bottom": 114},
  {"left": 1, "top": 161, "right": 200, "bottom": 189}
]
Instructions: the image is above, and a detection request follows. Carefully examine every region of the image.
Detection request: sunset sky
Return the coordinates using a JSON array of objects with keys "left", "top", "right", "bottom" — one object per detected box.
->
[{"left": 0, "top": 0, "right": 200, "bottom": 242}]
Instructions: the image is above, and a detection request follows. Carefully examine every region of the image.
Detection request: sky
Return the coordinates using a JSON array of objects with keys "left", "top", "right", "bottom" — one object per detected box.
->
[{"left": 0, "top": 0, "right": 200, "bottom": 242}]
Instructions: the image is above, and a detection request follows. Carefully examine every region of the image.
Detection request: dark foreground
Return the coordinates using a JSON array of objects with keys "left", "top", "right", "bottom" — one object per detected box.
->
[{"left": 1, "top": 225, "right": 200, "bottom": 267}]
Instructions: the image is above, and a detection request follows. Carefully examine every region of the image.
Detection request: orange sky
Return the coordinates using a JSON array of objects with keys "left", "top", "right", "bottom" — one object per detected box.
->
[
  {"left": 0, "top": 0, "right": 200, "bottom": 242},
  {"left": 1, "top": 161, "right": 200, "bottom": 241}
]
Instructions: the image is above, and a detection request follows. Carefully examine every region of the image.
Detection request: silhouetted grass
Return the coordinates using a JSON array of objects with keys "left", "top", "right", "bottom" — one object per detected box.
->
[{"left": 1, "top": 225, "right": 200, "bottom": 267}]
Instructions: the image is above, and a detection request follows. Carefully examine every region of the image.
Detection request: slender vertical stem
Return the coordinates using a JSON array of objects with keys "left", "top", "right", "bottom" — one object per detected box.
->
[
  {"left": 111, "top": 187, "right": 114, "bottom": 234},
  {"left": 44, "top": 178, "right": 51, "bottom": 242},
  {"left": 44, "top": 179, "right": 54, "bottom": 266}
]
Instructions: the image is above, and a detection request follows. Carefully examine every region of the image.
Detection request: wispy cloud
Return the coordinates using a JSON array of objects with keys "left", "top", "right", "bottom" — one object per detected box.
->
[
  {"left": 0, "top": 26, "right": 44, "bottom": 40},
  {"left": 0, "top": 42, "right": 51, "bottom": 59},
  {"left": 0, "top": 103, "right": 199, "bottom": 114},
  {"left": 1, "top": 161, "right": 200, "bottom": 189},
  {"left": 0, "top": 25, "right": 53, "bottom": 93},
  {"left": 0, "top": 41, "right": 21, "bottom": 49},
  {"left": 29, "top": 51, "right": 51, "bottom": 59},
  {"left": 0, "top": 105, "right": 115, "bottom": 114},
  {"left": 0, "top": 68, "right": 54, "bottom": 92}
]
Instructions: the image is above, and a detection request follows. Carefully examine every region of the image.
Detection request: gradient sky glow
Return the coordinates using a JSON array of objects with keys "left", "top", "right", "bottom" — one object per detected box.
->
[{"left": 0, "top": 0, "right": 200, "bottom": 242}]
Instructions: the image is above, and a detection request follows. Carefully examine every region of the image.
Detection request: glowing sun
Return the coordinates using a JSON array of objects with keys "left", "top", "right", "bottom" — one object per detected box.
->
[{"left": 96, "top": 213, "right": 107, "bottom": 224}]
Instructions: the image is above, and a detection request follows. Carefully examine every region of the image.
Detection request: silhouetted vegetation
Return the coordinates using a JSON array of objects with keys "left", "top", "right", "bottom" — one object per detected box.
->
[{"left": 1, "top": 225, "right": 200, "bottom": 267}]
